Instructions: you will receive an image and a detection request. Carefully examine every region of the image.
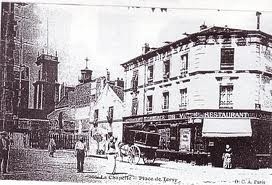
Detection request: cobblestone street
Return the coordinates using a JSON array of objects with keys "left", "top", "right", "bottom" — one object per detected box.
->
[{"left": 0, "top": 149, "right": 271, "bottom": 185}]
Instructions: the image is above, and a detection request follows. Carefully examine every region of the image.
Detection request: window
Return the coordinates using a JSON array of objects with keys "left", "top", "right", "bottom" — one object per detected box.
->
[
  {"left": 221, "top": 48, "right": 234, "bottom": 70},
  {"left": 163, "top": 60, "right": 170, "bottom": 79},
  {"left": 6, "top": 93, "right": 13, "bottom": 112},
  {"left": 22, "top": 67, "right": 29, "bottom": 80},
  {"left": 180, "top": 88, "right": 187, "bottom": 109},
  {"left": 180, "top": 54, "right": 188, "bottom": 77},
  {"left": 219, "top": 85, "right": 233, "bottom": 108},
  {"left": 131, "top": 70, "right": 138, "bottom": 92},
  {"left": 94, "top": 109, "right": 99, "bottom": 121},
  {"left": 146, "top": 95, "right": 153, "bottom": 112},
  {"left": 107, "top": 106, "right": 114, "bottom": 123},
  {"left": 162, "top": 92, "right": 169, "bottom": 111},
  {"left": 147, "top": 65, "right": 154, "bottom": 83},
  {"left": 131, "top": 97, "right": 138, "bottom": 115},
  {"left": 58, "top": 112, "right": 63, "bottom": 129},
  {"left": 38, "top": 70, "right": 41, "bottom": 80}
]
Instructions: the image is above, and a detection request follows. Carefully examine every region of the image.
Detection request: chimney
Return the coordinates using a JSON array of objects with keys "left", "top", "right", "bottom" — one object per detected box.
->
[
  {"left": 142, "top": 43, "right": 150, "bottom": 54},
  {"left": 106, "top": 69, "right": 110, "bottom": 82},
  {"left": 200, "top": 22, "right": 207, "bottom": 30},
  {"left": 115, "top": 78, "right": 124, "bottom": 88},
  {"left": 256, "top": 11, "right": 261, "bottom": 30}
]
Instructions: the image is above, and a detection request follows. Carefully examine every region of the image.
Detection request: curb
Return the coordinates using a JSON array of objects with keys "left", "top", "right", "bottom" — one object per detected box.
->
[{"left": 87, "top": 154, "right": 107, "bottom": 159}]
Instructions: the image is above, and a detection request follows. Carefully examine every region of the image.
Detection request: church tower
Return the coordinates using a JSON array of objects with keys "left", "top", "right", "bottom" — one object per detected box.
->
[
  {"left": 79, "top": 57, "right": 92, "bottom": 84},
  {"left": 33, "top": 51, "right": 60, "bottom": 113}
]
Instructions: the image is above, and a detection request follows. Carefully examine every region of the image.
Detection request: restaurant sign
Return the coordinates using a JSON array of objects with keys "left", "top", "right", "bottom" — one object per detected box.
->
[{"left": 124, "top": 111, "right": 272, "bottom": 122}]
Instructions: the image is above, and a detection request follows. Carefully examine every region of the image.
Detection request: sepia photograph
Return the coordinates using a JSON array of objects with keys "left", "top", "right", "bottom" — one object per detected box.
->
[{"left": 0, "top": 0, "right": 272, "bottom": 184}]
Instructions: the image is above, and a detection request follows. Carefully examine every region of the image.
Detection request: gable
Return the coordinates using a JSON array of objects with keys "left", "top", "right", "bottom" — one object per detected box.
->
[{"left": 95, "top": 83, "right": 124, "bottom": 107}]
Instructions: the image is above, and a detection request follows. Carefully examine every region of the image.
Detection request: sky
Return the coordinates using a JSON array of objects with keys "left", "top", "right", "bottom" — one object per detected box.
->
[{"left": 9, "top": 0, "right": 272, "bottom": 86}]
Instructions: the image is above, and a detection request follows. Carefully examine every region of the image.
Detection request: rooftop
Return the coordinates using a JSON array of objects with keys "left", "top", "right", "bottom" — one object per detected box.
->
[{"left": 121, "top": 26, "right": 272, "bottom": 67}]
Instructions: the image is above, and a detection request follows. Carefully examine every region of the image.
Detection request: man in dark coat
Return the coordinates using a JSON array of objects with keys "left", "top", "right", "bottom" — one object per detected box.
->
[
  {"left": 0, "top": 131, "right": 11, "bottom": 174},
  {"left": 75, "top": 136, "right": 87, "bottom": 173}
]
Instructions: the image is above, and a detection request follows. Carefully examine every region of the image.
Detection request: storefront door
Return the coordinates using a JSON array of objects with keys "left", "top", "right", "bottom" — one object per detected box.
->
[
  {"left": 208, "top": 138, "right": 225, "bottom": 167},
  {"left": 170, "top": 124, "right": 179, "bottom": 150}
]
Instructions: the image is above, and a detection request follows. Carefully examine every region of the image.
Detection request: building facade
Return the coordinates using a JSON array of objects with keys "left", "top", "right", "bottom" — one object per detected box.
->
[
  {"left": 47, "top": 64, "right": 124, "bottom": 152},
  {"left": 1, "top": 2, "right": 47, "bottom": 148},
  {"left": 89, "top": 81, "right": 124, "bottom": 155},
  {"left": 1, "top": 2, "right": 42, "bottom": 131},
  {"left": 33, "top": 53, "right": 60, "bottom": 113},
  {"left": 121, "top": 26, "right": 272, "bottom": 168},
  {"left": 13, "top": 52, "right": 60, "bottom": 149},
  {"left": 0, "top": 2, "right": 17, "bottom": 131}
]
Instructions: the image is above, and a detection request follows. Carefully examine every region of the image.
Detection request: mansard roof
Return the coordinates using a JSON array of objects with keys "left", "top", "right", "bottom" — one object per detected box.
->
[{"left": 121, "top": 26, "right": 272, "bottom": 67}]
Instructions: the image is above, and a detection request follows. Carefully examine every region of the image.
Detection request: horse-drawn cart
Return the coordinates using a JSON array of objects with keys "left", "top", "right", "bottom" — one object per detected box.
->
[{"left": 119, "top": 130, "right": 160, "bottom": 164}]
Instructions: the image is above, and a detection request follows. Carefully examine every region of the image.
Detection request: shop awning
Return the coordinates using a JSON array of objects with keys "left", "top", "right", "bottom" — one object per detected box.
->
[{"left": 202, "top": 118, "right": 252, "bottom": 137}]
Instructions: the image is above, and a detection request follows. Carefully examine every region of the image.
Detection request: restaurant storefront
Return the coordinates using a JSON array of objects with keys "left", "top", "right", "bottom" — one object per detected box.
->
[{"left": 123, "top": 110, "right": 272, "bottom": 168}]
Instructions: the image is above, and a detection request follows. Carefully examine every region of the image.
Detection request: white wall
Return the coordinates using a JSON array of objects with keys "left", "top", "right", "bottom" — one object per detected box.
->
[
  {"left": 123, "top": 34, "right": 272, "bottom": 117},
  {"left": 90, "top": 84, "right": 124, "bottom": 138},
  {"left": 89, "top": 83, "right": 124, "bottom": 154},
  {"left": 75, "top": 106, "right": 90, "bottom": 120}
]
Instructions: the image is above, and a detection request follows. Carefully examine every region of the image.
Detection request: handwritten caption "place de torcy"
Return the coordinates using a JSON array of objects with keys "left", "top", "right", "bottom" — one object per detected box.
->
[{"left": 89, "top": 174, "right": 178, "bottom": 183}]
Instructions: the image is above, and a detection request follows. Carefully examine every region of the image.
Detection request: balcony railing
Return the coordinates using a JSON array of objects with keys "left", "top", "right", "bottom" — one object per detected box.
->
[
  {"left": 146, "top": 107, "right": 152, "bottom": 113},
  {"left": 162, "top": 105, "right": 169, "bottom": 112},
  {"left": 163, "top": 72, "right": 169, "bottom": 80},
  {"left": 179, "top": 103, "right": 187, "bottom": 110},
  {"left": 180, "top": 69, "right": 188, "bottom": 77},
  {"left": 147, "top": 77, "right": 153, "bottom": 83},
  {"left": 219, "top": 101, "right": 233, "bottom": 109},
  {"left": 220, "top": 64, "right": 234, "bottom": 70}
]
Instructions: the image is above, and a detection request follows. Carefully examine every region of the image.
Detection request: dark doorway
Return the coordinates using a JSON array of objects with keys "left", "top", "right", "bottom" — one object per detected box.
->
[{"left": 208, "top": 137, "right": 254, "bottom": 168}]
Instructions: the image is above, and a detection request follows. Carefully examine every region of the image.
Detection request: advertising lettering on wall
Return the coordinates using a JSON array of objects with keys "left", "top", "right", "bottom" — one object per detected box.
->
[
  {"left": 124, "top": 111, "right": 272, "bottom": 123},
  {"left": 179, "top": 128, "right": 191, "bottom": 152}
]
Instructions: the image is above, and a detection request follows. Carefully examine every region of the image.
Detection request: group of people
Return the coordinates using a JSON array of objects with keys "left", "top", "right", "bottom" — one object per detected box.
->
[
  {"left": 48, "top": 135, "right": 118, "bottom": 174},
  {"left": 74, "top": 135, "right": 118, "bottom": 174},
  {"left": 54, "top": 138, "right": 234, "bottom": 173},
  {"left": 1, "top": 130, "right": 233, "bottom": 175}
]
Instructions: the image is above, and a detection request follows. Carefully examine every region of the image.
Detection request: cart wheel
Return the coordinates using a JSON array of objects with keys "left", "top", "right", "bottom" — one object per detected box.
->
[
  {"left": 143, "top": 151, "right": 156, "bottom": 164},
  {"left": 128, "top": 145, "right": 141, "bottom": 164}
]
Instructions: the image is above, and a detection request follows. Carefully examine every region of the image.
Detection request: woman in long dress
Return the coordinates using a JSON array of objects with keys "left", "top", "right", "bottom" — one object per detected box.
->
[
  {"left": 48, "top": 137, "right": 56, "bottom": 157},
  {"left": 222, "top": 144, "right": 232, "bottom": 169}
]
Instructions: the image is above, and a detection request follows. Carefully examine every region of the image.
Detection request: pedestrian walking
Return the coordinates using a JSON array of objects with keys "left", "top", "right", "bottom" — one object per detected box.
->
[
  {"left": 75, "top": 136, "right": 87, "bottom": 173},
  {"left": 48, "top": 137, "right": 56, "bottom": 157},
  {"left": 0, "top": 131, "right": 11, "bottom": 174},
  {"left": 106, "top": 136, "right": 118, "bottom": 175},
  {"left": 222, "top": 144, "right": 232, "bottom": 169}
]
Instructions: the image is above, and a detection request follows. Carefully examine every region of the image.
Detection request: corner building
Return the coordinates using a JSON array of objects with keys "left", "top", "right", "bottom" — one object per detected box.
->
[{"left": 121, "top": 26, "right": 272, "bottom": 168}]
